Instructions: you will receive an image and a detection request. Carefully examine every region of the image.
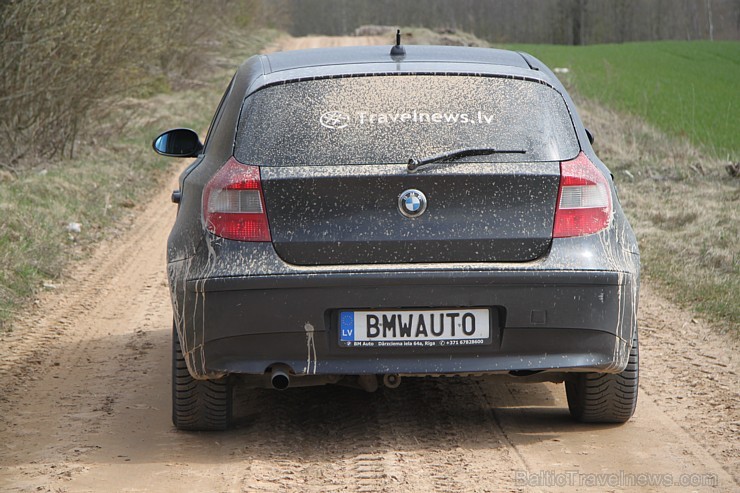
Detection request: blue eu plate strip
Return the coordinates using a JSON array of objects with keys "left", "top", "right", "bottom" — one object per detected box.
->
[{"left": 340, "top": 311, "right": 355, "bottom": 341}]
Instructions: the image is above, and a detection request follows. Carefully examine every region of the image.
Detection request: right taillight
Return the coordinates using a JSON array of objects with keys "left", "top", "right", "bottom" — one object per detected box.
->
[
  {"left": 553, "top": 152, "right": 612, "bottom": 238},
  {"left": 202, "top": 157, "right": 271, "bottom": 242}
]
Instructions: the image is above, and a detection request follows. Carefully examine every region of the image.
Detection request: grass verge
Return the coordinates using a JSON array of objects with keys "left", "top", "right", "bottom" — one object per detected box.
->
[
  {"left": 577, "top": 98, "right": 738, "bottom": 334},
  {"left": 0, "top": 29, "right": 279, "bottom": 331}
]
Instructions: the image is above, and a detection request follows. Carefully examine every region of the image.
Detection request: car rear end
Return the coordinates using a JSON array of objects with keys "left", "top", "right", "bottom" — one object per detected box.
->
[{"left": 167, "top": 64, "right": 639, "bottom": 388}]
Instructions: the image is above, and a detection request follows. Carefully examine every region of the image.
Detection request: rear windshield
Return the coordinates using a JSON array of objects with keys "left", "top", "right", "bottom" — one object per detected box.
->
[{"left": 235, "top": 75, "right": 579, "bottom": 166}]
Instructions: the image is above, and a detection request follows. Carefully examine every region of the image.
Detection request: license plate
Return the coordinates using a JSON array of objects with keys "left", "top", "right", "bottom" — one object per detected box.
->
[{"left": 338, "top": 308, "right": 491, "bottom": 348}]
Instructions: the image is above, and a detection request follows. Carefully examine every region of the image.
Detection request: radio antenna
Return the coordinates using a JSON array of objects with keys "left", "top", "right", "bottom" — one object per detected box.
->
[{"left": 390, "top": 29, "right": 406, "bottom": 57}]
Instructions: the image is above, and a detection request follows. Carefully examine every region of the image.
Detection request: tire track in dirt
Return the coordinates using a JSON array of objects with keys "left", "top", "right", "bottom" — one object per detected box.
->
[
  {"left": 230, "top": 387, "right": 388, "bottom": 492},
  {"left": 375, "top": 378, "right": 523, "bottom": 492},
  {"left": 229, "top": 379, "right": 522, "bottom": 492},
  {"left": 0, "top": 35, "right": 738, "bottom": 493}
]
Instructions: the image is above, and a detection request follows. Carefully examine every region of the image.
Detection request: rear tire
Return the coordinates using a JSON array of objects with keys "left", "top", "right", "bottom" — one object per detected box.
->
[
  {"left": 172, "top": 324, "right": 233, "bottom": 431},
  {"left": 565, "top": 331, "right": 639, "bottom": 423}
]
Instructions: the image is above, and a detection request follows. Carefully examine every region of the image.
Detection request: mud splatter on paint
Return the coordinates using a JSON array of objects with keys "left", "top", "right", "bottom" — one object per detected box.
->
[{"left": 304, "top": 322, "right": 317, "bottom": 374}]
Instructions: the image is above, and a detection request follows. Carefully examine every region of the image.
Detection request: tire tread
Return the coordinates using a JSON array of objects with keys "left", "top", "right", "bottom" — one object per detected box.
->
[
  {"left": 171, "top": 325, "right": 232, "bottom": 431},
  {"left": 566, "top": 331, "right": 639, "bottom": 424}
]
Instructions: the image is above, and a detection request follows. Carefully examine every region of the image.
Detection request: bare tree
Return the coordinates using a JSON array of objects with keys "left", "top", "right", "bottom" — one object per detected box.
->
[{"left": 571, "top": 0, "right": 587, "bottom": 45}]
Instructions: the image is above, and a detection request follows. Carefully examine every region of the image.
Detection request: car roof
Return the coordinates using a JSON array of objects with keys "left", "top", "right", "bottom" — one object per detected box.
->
[
  {"left": 240, "top": 45, "right": 558, "bottom": 97},
  {"left": 259, "top": 45, "right": 532, "bottom": 74}
]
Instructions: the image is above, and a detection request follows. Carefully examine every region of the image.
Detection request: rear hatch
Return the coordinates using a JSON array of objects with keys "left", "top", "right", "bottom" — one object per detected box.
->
[{"left": 235, "top": 75, "right": 579, "bottom": 265}]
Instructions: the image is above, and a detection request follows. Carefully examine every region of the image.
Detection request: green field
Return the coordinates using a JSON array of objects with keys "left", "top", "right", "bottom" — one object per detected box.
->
[{"left": 508, "top": 41, "right": 740, "bottom": 160}]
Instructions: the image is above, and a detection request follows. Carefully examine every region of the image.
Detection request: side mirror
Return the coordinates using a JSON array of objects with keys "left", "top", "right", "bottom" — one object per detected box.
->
[
  {"left": 585, "top": 128, "right": 595, "bottom": 145},
  {"left": 152, "top": 128, "right": 203, "bottom": 158}
]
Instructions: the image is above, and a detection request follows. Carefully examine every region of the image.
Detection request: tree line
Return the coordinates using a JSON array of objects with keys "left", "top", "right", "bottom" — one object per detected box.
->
[{"left": 263, "top": 0, "right": 740, "bottom": 44}]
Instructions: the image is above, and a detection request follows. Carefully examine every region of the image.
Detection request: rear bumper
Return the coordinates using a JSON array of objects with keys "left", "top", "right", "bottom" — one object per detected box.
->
[{"left": 170, "top": 265, "right": 638, "bottom": 379}]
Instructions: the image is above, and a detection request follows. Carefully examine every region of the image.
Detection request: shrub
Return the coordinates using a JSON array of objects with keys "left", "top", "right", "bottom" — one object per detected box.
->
[{"left": 0, "top": 0, "right": 258, "bottom": 169}]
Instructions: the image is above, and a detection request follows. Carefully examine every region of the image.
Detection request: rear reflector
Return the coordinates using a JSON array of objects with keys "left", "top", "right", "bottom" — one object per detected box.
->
[
  {"left": 553, "top": 152, "right": 612, "bottom": 238},
  {"left": 202, "top": 157, "right": 271, "bottom": 241}
]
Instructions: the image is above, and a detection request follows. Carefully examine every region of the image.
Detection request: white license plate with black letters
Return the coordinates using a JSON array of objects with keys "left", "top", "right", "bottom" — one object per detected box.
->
[{"left": 339, "top": 308, "right": 491, "bottom": 347}]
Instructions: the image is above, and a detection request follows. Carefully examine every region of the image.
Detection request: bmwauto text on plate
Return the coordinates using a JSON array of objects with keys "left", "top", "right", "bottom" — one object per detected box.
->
[{"left": 339, "top": 308, "right": 491, "bottom": 347}]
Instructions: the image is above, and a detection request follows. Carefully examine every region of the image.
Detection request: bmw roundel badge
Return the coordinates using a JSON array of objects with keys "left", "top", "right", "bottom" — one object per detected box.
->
[{"left": 398, "top": 189, "right": 428, "bottom": 218}]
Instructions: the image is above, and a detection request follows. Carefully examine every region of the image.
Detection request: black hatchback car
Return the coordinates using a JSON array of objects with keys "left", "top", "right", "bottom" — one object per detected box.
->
[{"left": 154, "top": 41, "right": 640, "bottom": 431}]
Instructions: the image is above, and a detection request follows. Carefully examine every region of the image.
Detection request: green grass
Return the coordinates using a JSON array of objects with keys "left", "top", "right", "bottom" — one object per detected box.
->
[{"left": 507, "top": 41, "right": 740, "bottom": 160}]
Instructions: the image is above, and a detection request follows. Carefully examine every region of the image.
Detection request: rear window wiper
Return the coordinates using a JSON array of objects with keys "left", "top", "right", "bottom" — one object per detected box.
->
[{"left": 407, "top": 147, "right": 527, "bottom": 172}]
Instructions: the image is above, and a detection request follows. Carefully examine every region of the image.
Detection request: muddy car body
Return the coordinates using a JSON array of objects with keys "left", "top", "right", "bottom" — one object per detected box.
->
[{"left": 154, "top": 42, "right": 640, "bottom": 430}]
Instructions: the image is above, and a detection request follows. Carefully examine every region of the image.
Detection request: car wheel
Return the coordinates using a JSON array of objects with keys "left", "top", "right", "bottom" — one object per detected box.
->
[
  {"left": 565, "top": 330, "right": 639, "bottom": 423},
  {"left": 171, "top": 323, "right": 233, "bottom": 431}
]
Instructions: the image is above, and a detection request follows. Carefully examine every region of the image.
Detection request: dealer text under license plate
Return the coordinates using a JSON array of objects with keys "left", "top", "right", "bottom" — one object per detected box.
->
[{"left": 339, "top": 308, "right": 491, "bottom": 347}]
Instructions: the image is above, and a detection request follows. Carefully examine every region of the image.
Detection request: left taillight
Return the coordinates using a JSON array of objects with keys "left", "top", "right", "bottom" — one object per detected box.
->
[
  {"left": 553, "top": 152, "right": 612, "bottom": 238},
  {"left": 202, "top": 157, "right": 271, "bottom": 242}
]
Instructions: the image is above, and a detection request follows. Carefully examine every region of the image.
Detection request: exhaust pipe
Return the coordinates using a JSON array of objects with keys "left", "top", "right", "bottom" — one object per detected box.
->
[
  {"left": 270, "top": 367, "right": 290, "bottom": 390},
  {"left": 382, "top": 374, "right": 401, "bottom": 389}
]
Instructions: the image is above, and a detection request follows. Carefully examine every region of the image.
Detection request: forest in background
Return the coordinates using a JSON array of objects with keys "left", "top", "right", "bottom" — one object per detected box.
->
[{"left": 263, "top": 0, "right": 740, "bottom": 44}]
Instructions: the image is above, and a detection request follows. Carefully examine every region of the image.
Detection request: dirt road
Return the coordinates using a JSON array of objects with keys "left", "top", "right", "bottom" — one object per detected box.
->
[{"left": 1, "top": 36, "right": 737, "bottom": 493}]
